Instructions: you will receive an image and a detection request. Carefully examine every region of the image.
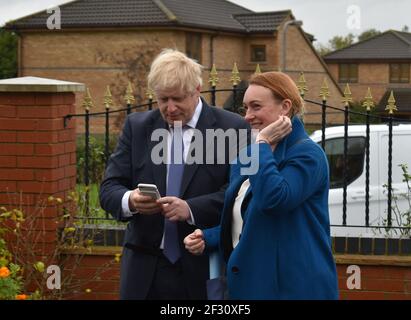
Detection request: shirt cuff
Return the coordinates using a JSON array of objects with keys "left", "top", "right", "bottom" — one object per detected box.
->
[
  {"left": 121, "top": 190, "right": 138, "bottom": 217},
  {"left": 186, "top": 206, "right": 196, "bottom": 225}
]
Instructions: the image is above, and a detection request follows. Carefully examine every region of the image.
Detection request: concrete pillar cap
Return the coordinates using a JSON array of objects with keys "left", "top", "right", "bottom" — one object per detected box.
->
[{"left": 0, "top": 76, "right": 85, "bottom": 93}]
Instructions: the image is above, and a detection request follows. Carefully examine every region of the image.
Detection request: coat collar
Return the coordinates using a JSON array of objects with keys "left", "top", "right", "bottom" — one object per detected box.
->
[{"left": 272, "top": 115, "right": 308, "bottom": 164}]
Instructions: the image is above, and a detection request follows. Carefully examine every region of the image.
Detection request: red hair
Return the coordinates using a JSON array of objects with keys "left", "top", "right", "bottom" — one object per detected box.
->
[{"left": 249, "top": 71, "right": 303, "bottom": 117}]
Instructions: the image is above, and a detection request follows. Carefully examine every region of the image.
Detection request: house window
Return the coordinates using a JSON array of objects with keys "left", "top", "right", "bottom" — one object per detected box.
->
[
  {"left": 250, "top": 45, "right": 266, "bottom": 62},
  {"left": 339, "top": 64, "right": 358, "bottom": 83},
  {"left": 186, "top": 32, "right": 202, "bottom": 63},
  {"left": 390, "top": 63, "right": 410, "bottom": 83}
]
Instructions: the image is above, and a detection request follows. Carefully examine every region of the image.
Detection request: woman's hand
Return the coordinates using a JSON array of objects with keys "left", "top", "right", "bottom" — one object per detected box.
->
[
  {"left": 256, "top": 116, "right": 292, "bottom": 150},
  {"left": 184, "top": 229, "right": 205, "bottom": 255}
]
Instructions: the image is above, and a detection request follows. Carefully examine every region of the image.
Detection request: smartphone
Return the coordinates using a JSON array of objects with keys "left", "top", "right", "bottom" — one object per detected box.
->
[{"left": 138, "top": 183, "right": 160, "bottom": 200}]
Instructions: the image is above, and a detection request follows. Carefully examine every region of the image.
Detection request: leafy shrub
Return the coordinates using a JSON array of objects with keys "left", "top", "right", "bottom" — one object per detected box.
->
[{"left": 76, "top": 134, "right": 118, "bottom": 185}]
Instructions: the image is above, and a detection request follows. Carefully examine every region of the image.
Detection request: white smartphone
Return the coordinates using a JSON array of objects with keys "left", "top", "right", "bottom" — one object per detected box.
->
[{"left": 137, "top": 183, "right": 160, "bottom": 200}]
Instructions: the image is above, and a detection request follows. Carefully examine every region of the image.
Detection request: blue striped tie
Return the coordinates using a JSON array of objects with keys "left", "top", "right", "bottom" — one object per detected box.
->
[{"left": 164, "top": 124, "right": 184, "bottom": 264}]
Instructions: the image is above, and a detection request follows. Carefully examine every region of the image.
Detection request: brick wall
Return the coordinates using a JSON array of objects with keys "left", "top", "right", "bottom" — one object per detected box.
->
[
  {"left": 0, "top": 77, "right": 84, "bottom": 294},
  {"left": 337, "top": 255, "right": 411, "bottom": 300},
  {"left": 60, "top": 247, "right": 121, "bottom": 300},
  {"left": 58, "top": 248, "right": 411, "bottom": 300},
  {"left": 326, "top": 62, "right": 411, "bottom": 103},
  {"left": 0, "top": 85, "right": 81, "bottom": 256}
]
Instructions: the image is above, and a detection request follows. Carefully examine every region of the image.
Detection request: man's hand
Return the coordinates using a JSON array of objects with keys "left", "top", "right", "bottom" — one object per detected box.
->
[
  {"left": 129, "top": 188, "right": 162, "bottom": 214},
  {"left": 184, "top": 229, "right": 205, "bottom": 255},
  {"left": 157, "top": 196, "right": 191, "bottom": 222},
  {"left": 256, "top": 116, "right": 292, "bottom": 149}
]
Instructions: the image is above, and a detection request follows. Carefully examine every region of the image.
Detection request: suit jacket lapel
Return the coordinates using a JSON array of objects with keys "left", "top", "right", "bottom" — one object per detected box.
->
[
  {"left": 180, "top": 101, "right": 216, "bottom": 197},
  {"left": 148, "top": 112, "right": 168, "bottom": 197}
]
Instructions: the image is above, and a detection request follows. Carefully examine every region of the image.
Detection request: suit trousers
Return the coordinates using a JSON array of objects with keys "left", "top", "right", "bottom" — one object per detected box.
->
[{"left": 146, "top": 254, "right": 189, "bottom": 300}]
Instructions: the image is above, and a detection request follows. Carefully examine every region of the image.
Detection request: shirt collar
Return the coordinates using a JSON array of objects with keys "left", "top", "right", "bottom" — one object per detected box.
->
[{"left": 186, "top": 98, "right": 202, "bottom": 129}]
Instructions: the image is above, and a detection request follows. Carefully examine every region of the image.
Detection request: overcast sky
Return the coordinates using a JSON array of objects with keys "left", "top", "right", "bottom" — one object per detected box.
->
[{"left": 0, "top": 0, "right": 410, "bottom": 45}]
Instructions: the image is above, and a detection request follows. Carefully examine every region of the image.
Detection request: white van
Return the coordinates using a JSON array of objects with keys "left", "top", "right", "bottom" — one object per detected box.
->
[{"left": 310, "top": 124, "right": 411, "bottom": 238}]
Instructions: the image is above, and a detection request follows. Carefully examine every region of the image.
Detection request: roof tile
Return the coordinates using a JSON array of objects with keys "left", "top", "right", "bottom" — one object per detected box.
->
[{"left": 324, "top": 31, "right": 411, "bottom": 61}]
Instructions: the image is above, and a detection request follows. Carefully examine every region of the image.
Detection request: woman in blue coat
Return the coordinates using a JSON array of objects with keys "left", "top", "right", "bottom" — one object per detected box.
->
[{"left": 184, "top": 71, "right": 338, "bottom": 300}]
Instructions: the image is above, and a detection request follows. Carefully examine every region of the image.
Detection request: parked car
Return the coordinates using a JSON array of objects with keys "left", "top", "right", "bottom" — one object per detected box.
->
[{"left": 310, "top": 124, "right": 411, "bottom": 238}]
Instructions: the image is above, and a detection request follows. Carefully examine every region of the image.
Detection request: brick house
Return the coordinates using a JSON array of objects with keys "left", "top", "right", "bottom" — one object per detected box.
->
[
  {"left": 324, "top": 30, "right": 411, "bottom": 120},
  {"left": 6, "top": 0, "right": 343, "bottom": 131}
]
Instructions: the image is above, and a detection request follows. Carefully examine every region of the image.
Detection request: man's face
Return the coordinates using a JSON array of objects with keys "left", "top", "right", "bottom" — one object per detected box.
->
[{"left": 156, "top": 87, "right": 200, "bottom": 126}]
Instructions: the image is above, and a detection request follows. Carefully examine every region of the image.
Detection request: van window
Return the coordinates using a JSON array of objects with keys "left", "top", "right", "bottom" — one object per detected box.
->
[{"left": 321, "top": 137, "right": 366, "bottom": 189}]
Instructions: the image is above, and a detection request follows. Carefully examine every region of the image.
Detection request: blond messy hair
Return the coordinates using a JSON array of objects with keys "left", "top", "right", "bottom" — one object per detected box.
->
[{"left": 148, "top": 49, "right": 203, "bottom": 94}]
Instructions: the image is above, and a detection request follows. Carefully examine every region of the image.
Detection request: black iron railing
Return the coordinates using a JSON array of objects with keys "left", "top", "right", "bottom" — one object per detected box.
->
[{"left": 64, "top": 79, "right": 411, "bottom": 236}]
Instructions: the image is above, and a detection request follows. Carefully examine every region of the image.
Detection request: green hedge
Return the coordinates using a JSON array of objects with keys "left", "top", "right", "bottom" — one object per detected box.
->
[{"left": 76, "top": 134, "right": 118, "bottom": 185}]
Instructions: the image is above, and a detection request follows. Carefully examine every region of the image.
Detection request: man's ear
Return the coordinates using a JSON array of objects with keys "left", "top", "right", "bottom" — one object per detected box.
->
[{"left": 281, "top": 99, "right": 292, "bottom": 116}]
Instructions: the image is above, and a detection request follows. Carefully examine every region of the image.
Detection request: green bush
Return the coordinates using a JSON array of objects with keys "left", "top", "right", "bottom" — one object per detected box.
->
[{"left": 76, "top": 134, "right": 118, "bottom": 185}]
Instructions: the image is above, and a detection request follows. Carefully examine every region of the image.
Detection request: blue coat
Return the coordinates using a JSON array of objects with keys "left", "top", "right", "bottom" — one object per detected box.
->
[{"left": 203, "top": 116, "right": 339, "bottom": 300}]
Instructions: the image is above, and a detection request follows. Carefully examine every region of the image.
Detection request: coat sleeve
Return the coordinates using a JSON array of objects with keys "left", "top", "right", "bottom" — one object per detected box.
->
[
  {"left": 99, "top": 116, "right": 133, "bottom": 222},
  {"left": 186, "top": 185, "right": 227, "bottom": 229},
  {"left": 248, "top": 142, "right": 328, "bottom": 214},
  {"left": 203, "top": 225, "right": 221, "bottom": 252}
]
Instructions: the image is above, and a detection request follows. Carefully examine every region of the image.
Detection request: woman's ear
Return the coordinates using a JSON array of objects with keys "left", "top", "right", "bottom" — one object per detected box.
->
[{"left": 281, "top": 99, "right": 293, "bottom": 116}]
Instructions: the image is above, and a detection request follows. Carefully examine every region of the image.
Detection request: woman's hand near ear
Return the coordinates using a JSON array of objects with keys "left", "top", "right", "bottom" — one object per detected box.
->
[{"left": 256, "top": 116, "right": 292, "bottom": 150}]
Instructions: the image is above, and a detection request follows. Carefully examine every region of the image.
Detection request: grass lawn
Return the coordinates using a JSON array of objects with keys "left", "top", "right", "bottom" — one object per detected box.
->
[{"left": 75, "top": 184, "right": 125, "bottom": 226}]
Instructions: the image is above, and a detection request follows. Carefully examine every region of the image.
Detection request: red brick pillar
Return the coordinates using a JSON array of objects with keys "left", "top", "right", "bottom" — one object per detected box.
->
[{"left": 0, "top": 77, "right": 84, "bottom": 261}]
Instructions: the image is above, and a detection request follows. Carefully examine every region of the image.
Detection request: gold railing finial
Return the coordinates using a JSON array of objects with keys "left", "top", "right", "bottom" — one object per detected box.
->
[
  {"left": 124, "top": 81, "right": 135, "bottom": 105},
  {"left": 208, "top": 64, "right": 219, "bottom": 87},
  {"left": 146, "top": 87, "right": 154, "bottom": 100},
  {"left": 82, "top": 88, "right": 94, "bottom": 111},
  {"left": 342, "top": 83, "right": 353, "bottom": 107},
  {"left": 319, "top": 78, "right": 330, "bottom": 102},
  {"left": 230, "top": 62, "right": 241, "bottom": 86},
  {"left": 104, "top": 85, "right": 113, "bottom": 110},
  {"left": 362, "top": 87, "right": 375, "bottom": 112},
  {"left": 296, "top": 72, "right": 308, "bottom": 97},
  {"left": 254, "top": 64, "right": 262, "bottom": 75},
  {"left": 385, "top": 90, "right": 398, "bottom": 115}
]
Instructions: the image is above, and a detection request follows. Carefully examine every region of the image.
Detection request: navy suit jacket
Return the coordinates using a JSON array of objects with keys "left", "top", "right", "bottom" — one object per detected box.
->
[
  {"left": 99, "top": 100, "right": 249, "bottom": 299},
  {"left": 203, "top": 117, "right": 339, "bottom": 299}
]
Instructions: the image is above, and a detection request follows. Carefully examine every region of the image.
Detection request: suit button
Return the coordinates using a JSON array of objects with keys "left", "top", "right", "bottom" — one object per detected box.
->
[{"left": 231, "top": 266, "right": 239, "bottom": 274}]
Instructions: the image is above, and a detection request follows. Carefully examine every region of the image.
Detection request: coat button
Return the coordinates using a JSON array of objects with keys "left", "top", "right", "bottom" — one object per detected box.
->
[{"left": 231, "top": 266, "right": 239, "bottom": 274}]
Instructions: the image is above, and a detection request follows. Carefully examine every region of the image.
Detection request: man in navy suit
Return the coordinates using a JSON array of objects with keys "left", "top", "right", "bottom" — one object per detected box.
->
[{"left": 99, "top": 49, "right": 249, "bottom": 299}]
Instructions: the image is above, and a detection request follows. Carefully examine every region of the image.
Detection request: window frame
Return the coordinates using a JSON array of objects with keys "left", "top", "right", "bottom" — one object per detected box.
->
[
  {"left": 338, "top": 63, "right": 358, "bottom": 83},
  {"left": 185, "top": 32, "right": 202, "bottom": 63},
  {"left": 389, "top": 63, "right": 410, "bottom": 83},
  {"left": 250, "top": 45, "right": 267, "bottom": 63}
]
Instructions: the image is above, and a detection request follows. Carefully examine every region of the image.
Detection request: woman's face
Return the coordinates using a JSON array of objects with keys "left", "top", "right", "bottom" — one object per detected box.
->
[{"left": 243, "top": 84, "right": 291, "bottom": 130}]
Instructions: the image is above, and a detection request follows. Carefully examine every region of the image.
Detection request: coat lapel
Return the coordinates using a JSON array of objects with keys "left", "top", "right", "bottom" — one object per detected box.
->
[{"left": 180, "top": 101, "right": 216, "bottom": 197}]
